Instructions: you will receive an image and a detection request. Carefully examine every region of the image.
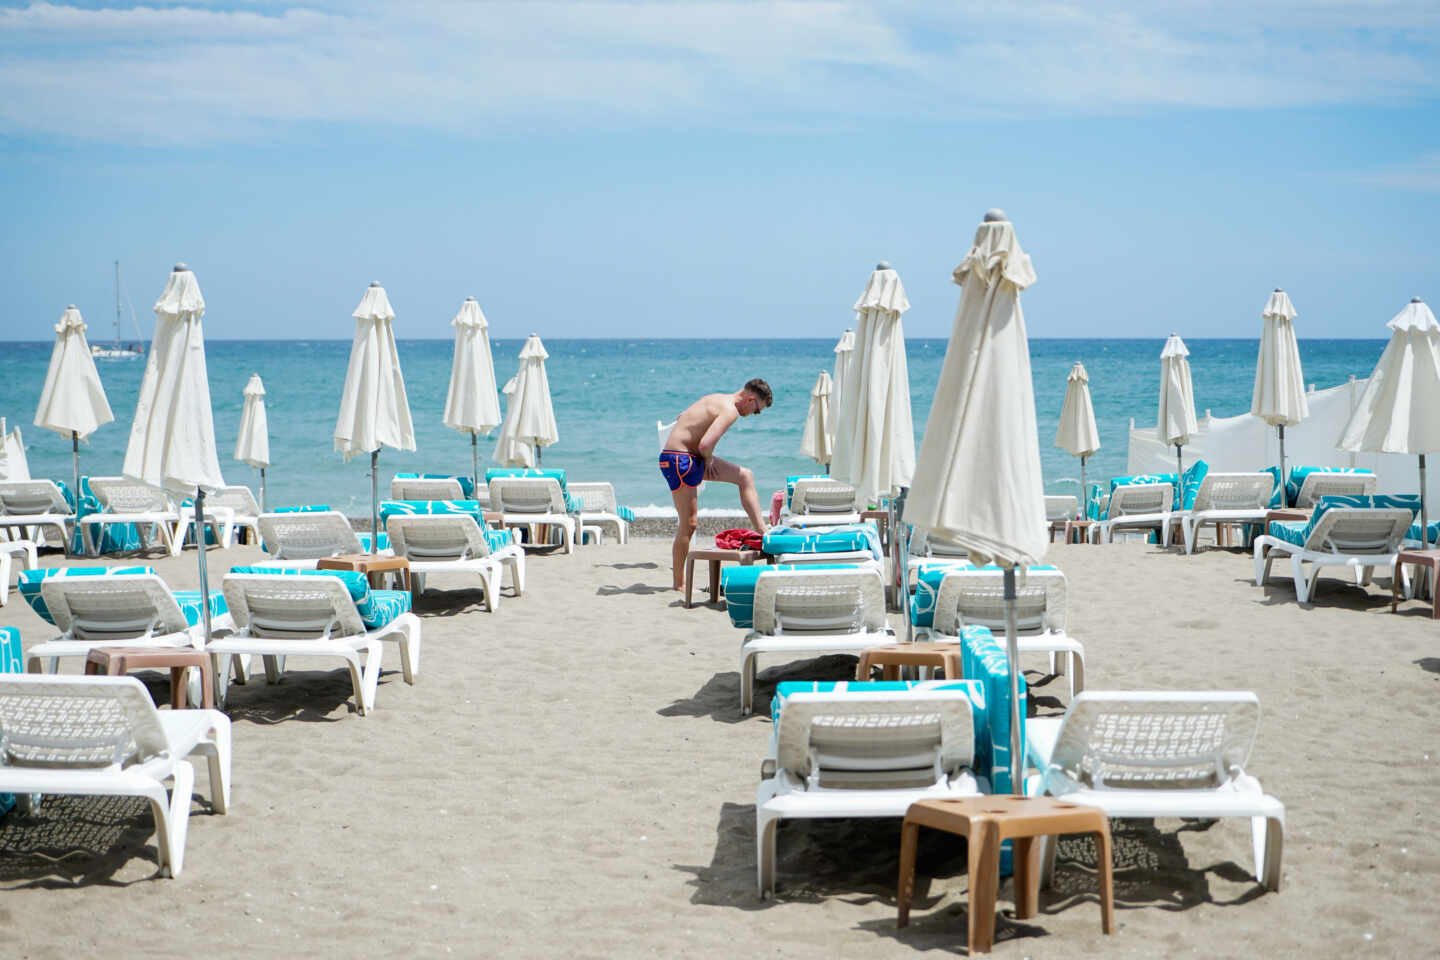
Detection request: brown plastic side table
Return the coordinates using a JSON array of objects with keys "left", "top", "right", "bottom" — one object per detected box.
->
[
  {"left": 84, "top": 646, "right": 215, "bottom": 709},
  {"left": 317, "top": 553, "right": 413, "bottom": 593},
  {"left": 897, "top": 795, "right": 1114, "bottom": 954},
  {"left": 855, "top": 643, "right": 963, "bottom": 681},
  {"left": 1393, "top": 549, "right": 1440, "bottom": 619},
  {"left": 685, "top": 548, "right": 763, "bottom": 609},
  {"left": 1063, "top": 520, "right": 1094, "bottom": 544}
]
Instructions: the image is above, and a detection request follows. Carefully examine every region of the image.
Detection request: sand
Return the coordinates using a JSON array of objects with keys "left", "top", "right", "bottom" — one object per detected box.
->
[{"left": 1, "top": 531, "right": 1437, "bottom": 959}]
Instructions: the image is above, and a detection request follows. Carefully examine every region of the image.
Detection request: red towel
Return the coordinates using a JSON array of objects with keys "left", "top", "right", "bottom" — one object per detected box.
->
[{"left": 716, "top": 528, "right": 764, "bottom": 550}]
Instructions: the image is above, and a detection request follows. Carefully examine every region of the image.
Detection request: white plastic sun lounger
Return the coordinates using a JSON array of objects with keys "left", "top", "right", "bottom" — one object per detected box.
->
[
  {"left": 1175, "top": 472, "right": 1276, "bottom": 554},
  {"left": 756, "top": 684, "right": 986, "bottom": 897},
  {"left": 386, "top": 513, "right": 525, "bottom": 610},
  {"left": 199, "top": 485, "right": 263, "bottom": 549},
  {"left": 1026, "top": 690, "right": 1285, "bottom": 892},
  {"left": 256, "top": 510, "right": 392, "bottom": 568},
  {"left": 488, "top": 477, "right": 576, "bottom": 554},
  {"left": 918, "top": 566, "right": 1085, "bottom": 699},
  {"left": 0, "top": 673, "right": 231, "bottom": 878},
  {"left": 786, "top": 478, "right": 862, "bottom": 527},
  {"left": 0, "top": 480, "right": 76, "bottom": 549},
  {"left": 79, "top": 478, "right": 180, "bottom": 557},
  {"left": 1090, "top": 482, "right": 1174, "bottom": 545},
  {"left": 0, "top": 539, "right": 37, "bottom": 606},
  {"left": 739, "top": 566, "right": 896, "bottom": 714},
  {"left": 1253, "top": 507, "right": 1414, "bottom": 603},
  {"left": 211, "top": 571, "right": 419, "bottom": 715},
  {"left": 568, "top": 482, "right": 630, "bottom": 545},
  {"left": 1290, "top": 471, "right": 1376, "bottom": 509}
]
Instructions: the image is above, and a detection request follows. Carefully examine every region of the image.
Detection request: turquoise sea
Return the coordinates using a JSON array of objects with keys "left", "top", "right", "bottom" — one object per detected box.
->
[{"left": 0, "top": 337, "right": 1388, "bottom": 516}]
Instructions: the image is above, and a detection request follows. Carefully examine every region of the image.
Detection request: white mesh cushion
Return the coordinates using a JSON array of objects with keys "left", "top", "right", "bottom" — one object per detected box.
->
[
  {"left": 209, "top": 485, "right": 261, "bottom": 514},
  {"left": 42, "top": 574, "right": 191, "bottom": 640},
  {"left": 0, "top": 675, "right": 168, "bottom": 768},
  {"left": 389, "top": 478, "right": 465, "bottom": 501},
  {"left": 222, "top": 574, "right": 366, "bottom": 638},
  {"left": 792, "top": 479, "right": 859, "bottom": 515},
  {"left": 1294, "top": 473, "right": 1376, "bottom": 509},
  {"left": 1108, "top": 483, "right": 1172, "bottom": 517},
  {"left": 776, "top": 691, "right": 975, "bottom": 784},
  {"left": 387, "top": 514, "right": 489, "bottom": 560},
  {"left": 934, "top": 568, "right": 1067, "bottom": 636},
  {"left": 753, "top": 569, "right": 885, "bottom": 635},
  {"left": 0, "top": 481, "right": 71, "bottom": 516},
  {"left": 1189, "top": 473, "right": 1273, "bottom": 512},
  {"left": 257, "top": 512, "right": 362, "bottom": 560},
  {"left": 490, "top": 478, "right": 565, "bottom": 514},
  {"left": 1307, "top": 509, "right": 1413, "bottom": 554},
  {"left": 89, "top": 478, "right": 172, "bottom": 513},
  {"left": 569, "top": 482, "right": 618, "bottom": 513}
]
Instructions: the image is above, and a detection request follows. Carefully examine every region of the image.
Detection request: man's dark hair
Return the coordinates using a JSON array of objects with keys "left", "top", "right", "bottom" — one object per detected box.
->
[{"left": 743, "top": 378, "right": 773, "bottom": 408}]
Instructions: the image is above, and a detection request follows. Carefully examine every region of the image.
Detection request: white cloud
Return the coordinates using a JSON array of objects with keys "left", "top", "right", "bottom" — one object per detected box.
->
[
  {"left": 0, "top": 1, "right": 1436, "bottom": 142},
  {"left": 1357, "top": 153, "right": 1440, "bottom": 192}
]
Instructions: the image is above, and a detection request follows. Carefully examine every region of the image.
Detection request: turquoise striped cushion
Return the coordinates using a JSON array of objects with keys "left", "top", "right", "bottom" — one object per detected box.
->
[
  {"left": 771, "top": 678, "right": 986, "bottom": 728},
  {"left": 484, "top": 529, "right": 514, "bottom": 552},
  {"left": 359, "top": 590, "right": 411, "bottom": 629},
  {"left": 272, "top": 504, "right": 332, "bottom": 512},
  {"left": 19, "top": 566, "right": 156, "bottom": 624},
  {"left": 1268, "top": 494, "right": 1419, "bottom": 548},
  {"left": 1266, "top": 520, "right": 1308, "bottom": 547},
  {"left": 1181, "top": 460, "right": 1209, "bottom": 510},
  {"left": 393, "top": 473, "right": 476, "bottom": 498},
  {"left": 379, "top": 500, "right": 485, "bottom": 523},
  {"left": 1410, "top": 520, "right": 1439, "bottom": 545},
  {"left": 616, "top": 505, "right": 635, "bottom": 524},
  {"left": 355, "top": 531, "right": 391, "bottom": 553},
  {"left": 0, "top": 627, "right": 22, "bottom": 675},
  {"left": 761, "top": 523, "right": 884, "bottom": 562},
  {"left": 1262, "top": 466, "right": 1285, "bottom": 507},
  {"left": 173, "top": 591, "right": 228, "bottom": 628},
  {"left": 720, "top": 562, "right": 864, "bottom": 628}
]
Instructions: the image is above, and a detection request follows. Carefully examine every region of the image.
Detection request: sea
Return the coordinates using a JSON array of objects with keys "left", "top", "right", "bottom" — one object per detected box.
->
[{"left": 0, "top": 337, "right": 1388, "bottom": 517}]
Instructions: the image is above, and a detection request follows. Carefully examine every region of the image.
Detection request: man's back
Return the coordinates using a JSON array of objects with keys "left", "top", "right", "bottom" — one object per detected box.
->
[{"left": 665, "top": 393, "right": 735, "bottom": 453}]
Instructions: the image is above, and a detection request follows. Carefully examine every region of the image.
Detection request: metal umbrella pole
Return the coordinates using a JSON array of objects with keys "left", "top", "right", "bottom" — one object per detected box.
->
[
  {"left": 1277, "top": 424, "right": 1287, "bottom": 498},
  {"left": 1421, "top": 454, "right": 1430, "bottom": 548},
  {"left": 258, "top": 467, "right": 267, "bottom": 514},
  {"left": 370, "top": 450, "right": 380, "bottom": 555},
  {"left": 1175, "top": 443, "right": 1184, "bottom": 478},
  {"left": 70, "top": 431, "right": 80, "bottom": 556},
  {"left": 471, "top": 433, "right": 480, "bottom": 496},
  {"left": 1004, "top": 566, "right": 1023, "bottom": 795},
  {"left": 193, "top": 487, "right": 215, "bottom": 707},
  {"left": 1079, "top": 455, "right": 1087, "bottom": 520}
]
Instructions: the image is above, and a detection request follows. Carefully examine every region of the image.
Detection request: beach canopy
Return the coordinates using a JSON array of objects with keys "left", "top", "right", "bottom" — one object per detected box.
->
[
  {"left": 235, "top": 374, "right": 269, "bottom": 470},
  {"left": 1158, "top": 332, "right": 1198, "bottom": 460},
  {"left": 123, "top": 265, "right": 224, "bottom": 497},
  {"left": 907, "top": 212, "right": 1045, "bottom": 567},
  {"left": 35, "top": 305, "right": 114, "bottom": 442},
  {"left": 829, "top": 328, "right": 855, "bottom": 455},
  {"left": 443, "top": 296, "right": 503, "bottom": 481},
  {"left": 799, "top": 370, "right": 833, "bottom": 466},
  {"left": 1338, "top": 297, "right": 1440, "bottom": 544},
  {"left": 1055, "top": 361, "right": 1100, "bottom": 460},
  {"left": 492, "top": 333, "right": 558, "bottom": 468},
  {"left": 1251, "top": 289, "right": 1308, "bottom": 485},
  {"left": 831, "top": 263, "right": 914, "bottom": 508},
  {"left": 334, "top": 282, "right": 415, "bottom": 461}
]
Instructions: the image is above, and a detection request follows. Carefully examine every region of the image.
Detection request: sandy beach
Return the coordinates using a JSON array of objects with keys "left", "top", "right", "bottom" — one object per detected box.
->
[{"left": 1, "top": 532, "right": 1437, "bottom": 959}]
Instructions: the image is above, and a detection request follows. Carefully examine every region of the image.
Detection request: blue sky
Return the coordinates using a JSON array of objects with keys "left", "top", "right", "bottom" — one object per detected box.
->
[{"left": 0, "top": 0, "right": 1435, "bottom": 341}]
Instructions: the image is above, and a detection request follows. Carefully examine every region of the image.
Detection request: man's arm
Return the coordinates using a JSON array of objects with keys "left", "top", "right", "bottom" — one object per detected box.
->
[{"left": 697, "top": 405, "right": 739, "bottom": 458}]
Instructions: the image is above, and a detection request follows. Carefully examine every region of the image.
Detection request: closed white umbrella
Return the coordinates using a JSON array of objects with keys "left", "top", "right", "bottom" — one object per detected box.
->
[
  {"left": 905, "top": 209, "right": 1043, "bottom": 794},
  {"left": 1158, "top": 333, "right": 1199, "bottom": 477},
  {"left": 34, "top": 304, "right": 115, "bottom": 518},
  {"left": 334, "top": 282, "right": 415, "bottom": 550},
  {"left": 1338, "top": 297, "right": 1440, "bottom": 545},
  {"left": 123, "top": 263, "right": 225, "bottom": 641},
  {"left": 799, "top": 370, "right": 833, "bottom": 467},
  {"left": 1251, "top": 289, "right": 1309, "bottom": 486},
  {"left": 443, "top": 296, "right": 503, "bottom": 485},
  {"left": 492, "top": 333, "right": 558, "bottom": 467},
  {"left": 831, "top": 262, "right": 915, "bottom": 509},
  {"left": 0, "top": 418, "right": 30, "bottom": 482},
  {"left": 234, "top": 374, "right": 270, "bottom": 511},
  {"left": 829, "top": 328, "right": 855, "bottom": 456},
  {"left": 1055, "top": 361, "right": 1100, "bottom": 518}
]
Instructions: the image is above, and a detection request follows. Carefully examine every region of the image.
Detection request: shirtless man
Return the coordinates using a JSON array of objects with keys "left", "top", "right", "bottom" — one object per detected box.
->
[{"left": 659, "top": 378, "right": 773, "bottom": 590}]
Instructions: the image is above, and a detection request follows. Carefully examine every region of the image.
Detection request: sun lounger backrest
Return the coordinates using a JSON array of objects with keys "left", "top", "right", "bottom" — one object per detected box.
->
[
  {"left": 222, "top": 573, "right": 367, "bottom": 639},
  {"left": 0, "top": 480, "right": 71, "bottom": 516},
  {"left": 1305, "top": 508, "right": 1413, "bottom": 554},
  {"left": 390, "top": 477, "right": 465, "bottom": 501},
  {"left": 257, "top": 511, "right": 362, "bottom": 560},
  {"left": 1047, "top": 691, "right": 1260, "bottom": 791},
  {"left": 753, "top": 568, "right": 885, "bottom": 635},
  {"left": 1106, "top": 482, "right": 1171, "bottom": 518},
  {"left": 41, "top": 574, "right": 191, "bottom": 641},
  {"left": 1044, "top": 496, "right": 1078, "bottom": 522},
  {"left": 208, "top": 485, "right": 261, "bottom": 515},
  {"left": 776, "top": 690, "right": 977, "bottom": 787},
  {"left": 933, "top": 568, "right": 1067, "bottom": 636},
  {"left": 568, "top": 482, "right": 618, "bottom": 513},
  {"left": 386, "top": 514, "right": 489, "bottom": 561},
  {"left": 88, "top": 478, "right": 172, "bottom": 514},
  {"left": 489, "top": 477, "right": 566, "bottom": 515},
  {"left": 791, "top": 479, "right": 859, "bottom": 515},
  {"left": 0, "top": 674, "right": 169, "bottom": 768},
  {"left": 1293, "top": 471, "right": 1377, "bottom": 508},
  {"left": 1190, "top": 473, "right": 1273, "bottom": 512}
]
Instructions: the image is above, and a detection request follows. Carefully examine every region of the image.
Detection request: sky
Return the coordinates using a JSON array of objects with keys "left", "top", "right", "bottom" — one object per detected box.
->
[{"left": 0, "top": 0, "right": 1436, "bottom": 342}]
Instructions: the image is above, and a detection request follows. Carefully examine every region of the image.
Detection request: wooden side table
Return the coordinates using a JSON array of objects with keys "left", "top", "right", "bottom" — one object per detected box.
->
[
  {"left": 1063, "top": 520, "right": 1094, "bottom": 544},
  {"left": 1393, "top": 549, "right": 1440, "bottom": 619},
  {"left": 856, "top": 643, "right": 963, "bottom": 681},
  {"left": 84, "top": 646, "right": 215, "bottom": 710},
  {"left": 317, "top": 553, "right": 413, "bottom": 593},
  {"left": 861, "top": 509, "right": 890, "bottom": 550},
  {"left": 897, "top": 795, "right": 1114, "bottom": 954},
  {"left": 684, "top": 548, "right": 763, "bottom": 609}
]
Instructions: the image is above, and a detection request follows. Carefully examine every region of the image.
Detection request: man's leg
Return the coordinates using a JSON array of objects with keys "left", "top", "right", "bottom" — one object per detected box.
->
[
  {"left": 706, "top": 456, "right": 767, "bottom": 533},
  {"left": 670, "top": 484, "right": 699, "bottom": 590}
]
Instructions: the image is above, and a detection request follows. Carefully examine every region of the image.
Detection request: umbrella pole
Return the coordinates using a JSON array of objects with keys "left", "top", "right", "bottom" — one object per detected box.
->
[
  {"left": 1421, "top": 454, "right": 1430, "bottom": 548},
  {"left": 70, "top": 431, "right": 80, "bottom": 556},
  {"left": 259, "top": 467, "right": 266, "bottom": 514},
  {"left": 1175, "top": 443, "right": 1184, "bottom": 478},
  {"left": 1278, "top": 425, "right": 1287, "bottom": 497},
  {"left": 1079, "top": 456, "right": 1087, "bottom": 520},
  {"left": 471, "top": 434, "right": 479, "bottom": 495},
  {"left": 370, "top": 450, "right": 379, "bottom": 555},
  {"left": 1004, "top": 567, "right": 1023, "bottom": 795},
  {"left": 195, "top": 488, "right": 212, "bottom": 642}
]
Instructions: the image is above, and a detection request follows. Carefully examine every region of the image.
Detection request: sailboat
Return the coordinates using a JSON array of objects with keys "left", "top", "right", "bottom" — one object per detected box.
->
[{"left": 90, "top": 260, "right": 146, "bottom": 360}]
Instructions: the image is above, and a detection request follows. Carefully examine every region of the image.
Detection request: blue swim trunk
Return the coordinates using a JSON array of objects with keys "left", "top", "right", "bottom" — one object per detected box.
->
[{"left": 659, "top": 449, "right": 705, "bottom": 491}]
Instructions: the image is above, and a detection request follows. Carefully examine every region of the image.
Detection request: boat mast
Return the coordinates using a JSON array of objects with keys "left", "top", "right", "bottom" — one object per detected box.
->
[{"left": 113, "top": 260, "right": 122, "bottom": 349}]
